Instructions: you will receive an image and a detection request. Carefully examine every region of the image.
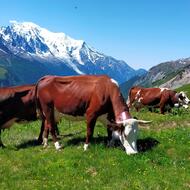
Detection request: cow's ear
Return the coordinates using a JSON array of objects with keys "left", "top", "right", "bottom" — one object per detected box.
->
[
  {"left": 178, "top": 91, "right": 182, "bottom": 95},
  {"left": 177, "top": 92, "right": 183, "bottom": 99}
]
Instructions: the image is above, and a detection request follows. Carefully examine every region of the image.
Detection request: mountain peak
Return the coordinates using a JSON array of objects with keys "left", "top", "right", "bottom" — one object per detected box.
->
[
  {"left": 0, "top": 21, "right": 85, "bottom": 60},
  {"left": 9, "top": 20, "right": 42, "bottom": 38},
  {"left": 10, "top": 20, "right": 40, "bottom": 30},
  {"left": 0, "top": 21, "right": 144, "bottom": 84}
]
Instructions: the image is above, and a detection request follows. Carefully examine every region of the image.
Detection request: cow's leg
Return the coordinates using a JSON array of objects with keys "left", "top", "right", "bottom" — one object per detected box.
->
[
  {"left": 43, "top": 119, "right": 61, "bottom": 149},
  {"left": 148, "top": 107, "right": 153, "bottom": 112},
  {"left": 160, "top": 103, "right": 166, "bottom": 114},
  {"left": 55, "top": 122, "right": 60, "bottom": 136},
  {"left": 37, "top": 120, "right": 45, "bottom": 144},
  {"left": 42, "top": 104, "right": 61, "bottom": 150},
  {"left": 134, "top": 103, "right": 141, "bottom": 112},
  {"left": 159, "top": 94, "right": 170, "bottom": 114},
  {"left": 48, "top": 111, "right": 62, "bottom": 150},
  {"left": 37, "top": 118, "right": 59, "bottom": 144},
  {"left": 50, "top": 126, "right": 62, "bottom": 150},
  {"left": 43, "top": 120, "right": 49, "bottom": 148},
  {"left": 84, "top": 112, "right": 97, "bottom": 151}
]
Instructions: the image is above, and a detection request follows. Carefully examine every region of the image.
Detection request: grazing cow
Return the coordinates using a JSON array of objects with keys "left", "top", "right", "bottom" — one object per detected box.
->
[
  {"left": 0, "top": 84, "right": 37, "bottom": 147},
  {"left": 0, "top": 83, "right": 60, "bottom": 147},
  {"left": 36, "top": 75, "right": 150, "bottom": 155},
  {"left": 127, "top": 86, "right": 190, "bottom": 114}
]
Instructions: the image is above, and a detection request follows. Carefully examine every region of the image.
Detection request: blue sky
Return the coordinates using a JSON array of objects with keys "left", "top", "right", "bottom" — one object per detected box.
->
[{"left": 1, "top": 0, "right": 190, "bottom": 70}]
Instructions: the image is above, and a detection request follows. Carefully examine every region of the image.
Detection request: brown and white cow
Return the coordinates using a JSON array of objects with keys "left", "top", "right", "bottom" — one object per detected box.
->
[
  {"left": 127, "top": 86, "right": 190, "bottom": 114},
  {"left": 35, "top": 75, "right": 150, "bottom": 154}
]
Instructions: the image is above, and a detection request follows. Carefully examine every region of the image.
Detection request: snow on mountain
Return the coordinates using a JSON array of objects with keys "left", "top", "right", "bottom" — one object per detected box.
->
[
  {"left": 0, "top": 21, "right": 146, "bottom": 85},
  {"left": 0, "top": 21, "right": 103, "bottom": 64}
]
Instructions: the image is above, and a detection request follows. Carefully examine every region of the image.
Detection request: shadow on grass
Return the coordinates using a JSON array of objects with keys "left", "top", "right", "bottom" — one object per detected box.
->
[
  {"left": 137, "top": 137, "right": 160, "bottom": 152},
  {"left": 66, "top": 136, "right": 107, "bottom": 147},
  {"left": 15, "top": 130, "right": 159, "bottom": 153},
  {"left": 16, "top": 139, "right": 42, "bottom": 149},
  {"left": 16, "top": 130, "right": 84, "bottom": 149},
  {"left": 66, "top": 136, "right": 159, "bottom": 153}
]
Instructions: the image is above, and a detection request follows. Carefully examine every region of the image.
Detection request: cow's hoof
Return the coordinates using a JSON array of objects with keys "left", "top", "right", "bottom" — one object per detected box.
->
[
  {"left": 43, "top": 144, "right": 48, "bottom": 148},
  {"left": 54, "top": 141, "right": 62, "bottom": 150},
  {"left": 126, "top": 150, "right": 138, "bottom": 155},
  {"left": 83, "top": 143, "right": 89, "bottom": 151},
  {"left": 42, "top": 137, "right": 48, "bottom": 148}
]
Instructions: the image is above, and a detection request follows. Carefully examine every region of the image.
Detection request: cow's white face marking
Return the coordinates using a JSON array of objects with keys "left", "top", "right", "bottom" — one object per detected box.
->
[
  {"left": 111, "top": 78, "right": 119, "bottom": 87},
  {"left": 138, "top": 97, "right": 143, "bottom": 103},
  {"left": 116, "top": 119, "right": 138, "bottom": 155},
  {"left": 179, "top": 91, "right": 190, "bottom": 105},
  {"left": 111, "top": 119, "right": 151, "bottom": 155},
  {"left": 135, "top": 90, "right": 141, "bottom": 100}
]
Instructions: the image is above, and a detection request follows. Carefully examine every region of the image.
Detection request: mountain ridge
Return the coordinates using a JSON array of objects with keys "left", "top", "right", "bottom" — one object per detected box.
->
[
  {"left": 136, "top": 57, "right": 190, "bottom": 87},
  {"left": 119, "top": 57, "right": 190, "bottom": 99},
  {"left": 0, "top": 21, "right": 146, "bottom": 86}
]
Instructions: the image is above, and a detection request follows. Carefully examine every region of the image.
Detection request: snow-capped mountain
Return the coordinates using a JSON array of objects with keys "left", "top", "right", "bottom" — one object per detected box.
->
[{"left": 0, "top": 21, "right": 146, "bottom": 86}]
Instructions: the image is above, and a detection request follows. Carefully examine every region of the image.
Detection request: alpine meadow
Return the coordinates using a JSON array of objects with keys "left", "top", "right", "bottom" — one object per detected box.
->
[
  {"left": 1, "top": 1, "right": 190, "bottom": 189},
  {"left": 0, "top": 84, "right": 190, "bottom": 190}
]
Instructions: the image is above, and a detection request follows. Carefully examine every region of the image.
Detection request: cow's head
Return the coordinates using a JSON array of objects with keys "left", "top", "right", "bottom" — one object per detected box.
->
[
  {"left": 111, "top": 118, "right": 151, "bottom": 155},
  {"left": 177, "top": 91, "right": 190, "bottom": 108}
]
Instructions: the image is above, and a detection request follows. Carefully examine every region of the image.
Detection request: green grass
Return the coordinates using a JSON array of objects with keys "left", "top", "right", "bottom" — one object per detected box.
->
[
  {"left": 177, "top": 83, "right": 190, "bottom": 96},
  {"left": 0, "top": 109, "right": 190, "bottom": 190},
  {"left": 1, "top": 84, "right": 190, "bottom": 189}
]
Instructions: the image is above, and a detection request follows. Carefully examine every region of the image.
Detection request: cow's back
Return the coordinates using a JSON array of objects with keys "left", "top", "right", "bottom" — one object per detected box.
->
[
  {"left": 137, "top": 88, "right": 163, "bottom": 105},
  {"left": 37, "top": 75, "right": 115, "bottom": 116}
]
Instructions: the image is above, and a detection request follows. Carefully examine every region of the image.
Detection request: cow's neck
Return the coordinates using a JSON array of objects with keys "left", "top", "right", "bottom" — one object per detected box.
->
[
  {"left": 173, "top": 93, "right": 180, "bottom": 103},
  {"left": 115, "top": 111, "right": 131, "bottom": 123},
  {"left": 110, "top": 91, "right": 131, "bottom": 123}
]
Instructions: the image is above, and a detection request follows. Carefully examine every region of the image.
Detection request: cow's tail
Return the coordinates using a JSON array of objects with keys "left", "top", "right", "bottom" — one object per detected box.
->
[
  {"left": 34, "top": 76, "right": 50, "bottom": 143},
  {"left": 34, "top": 76, "right": 48, "bottom": 121}
]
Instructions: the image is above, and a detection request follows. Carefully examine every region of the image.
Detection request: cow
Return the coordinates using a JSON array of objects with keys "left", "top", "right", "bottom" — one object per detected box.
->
[
  {"left": 35, "top": 75, "right": 150, "bottom": 155},
  {"left": 127, "top": 86, "right": 190, "bottom": 114},
  {"left": 0, "top": 84, "right": 37, "bottom": 147},
  {"left": 0, "top": 83, "right": 61, "bottom": 147}
]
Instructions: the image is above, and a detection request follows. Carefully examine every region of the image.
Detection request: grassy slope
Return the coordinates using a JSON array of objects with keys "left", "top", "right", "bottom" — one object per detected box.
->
[
  {"left": 176, "top": 83, "right": 190, "bottom": 95},
  {"left": 0, "top": 85, "right": 190, "bottom": 190},
  {"left": 1, "top": 115, "right": 190, "bottom": 190}
]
